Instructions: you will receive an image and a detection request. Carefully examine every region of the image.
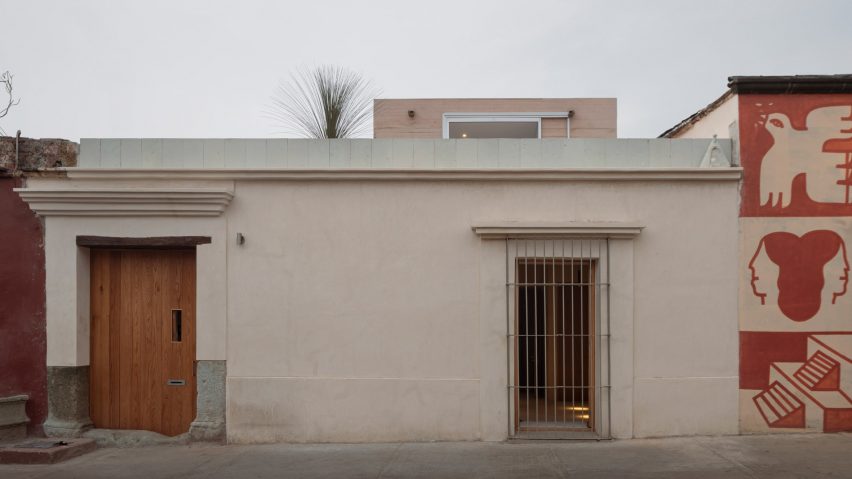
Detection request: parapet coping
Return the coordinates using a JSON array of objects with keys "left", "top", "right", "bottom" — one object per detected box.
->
[{"left": 58, "top": 167, "right": 742, "bottom": 182}]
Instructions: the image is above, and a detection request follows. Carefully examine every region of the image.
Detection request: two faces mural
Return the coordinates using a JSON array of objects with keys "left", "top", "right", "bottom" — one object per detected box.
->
[
  {"left": 749, "top": 230, "right": 848, "bottom": 322},
  {"left": 740, "top": 96, "right": 852, "bottom": 434}
]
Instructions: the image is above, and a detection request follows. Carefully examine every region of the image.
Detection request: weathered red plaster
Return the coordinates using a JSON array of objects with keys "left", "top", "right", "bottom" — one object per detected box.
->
[{"left": 0, "top": 176, "right": 47, "bottom": 436}]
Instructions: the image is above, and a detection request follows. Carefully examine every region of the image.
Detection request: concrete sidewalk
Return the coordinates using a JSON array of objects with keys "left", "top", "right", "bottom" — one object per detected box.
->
[{"left": 2, "top": 433, "right": 851, "bottom": 478}]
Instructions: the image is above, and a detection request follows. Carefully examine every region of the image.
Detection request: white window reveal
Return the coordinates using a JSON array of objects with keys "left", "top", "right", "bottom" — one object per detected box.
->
[{"left": 442, "top": 112, "right": 572, "bottom": 139}]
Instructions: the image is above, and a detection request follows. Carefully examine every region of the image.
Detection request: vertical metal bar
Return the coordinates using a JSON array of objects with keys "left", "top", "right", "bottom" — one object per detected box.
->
[
  {"left": 549, "top": 240, "right": 554, "bottom": 423},
  {"left": 542, "top": 240, "right": 553, "bottom": 422},
  {"left": 552, "top": 240, "right": 557, "bottom": 425},
  {"left": 552, "top": 240, "right": 558, "bottom": 425},
  {"left": 523, "top": 240, "right": 529, "bottom": 427},
  {"left": 606, "top": 238, "right": 612, "bottom": 439},
  {"left": 505, "top": 237, "right": 511, "bottom": 437},
  {"left": 580, "top": 239, "right": 586, "bottom": 427},
  {"left": 533, "top": 240, "right": 539, "bottom": 424},
  {"left": 561, "top": 239, "right": 566, "bottom": 424},
  {"left": 570, "top": 239, "right": 575, "bottom": 425},
  {"left": 596, "top": 239, "right": 602, "bottom": 434},
  {"left": 543, "top": 239, "right": 549, "bottom": 423}
]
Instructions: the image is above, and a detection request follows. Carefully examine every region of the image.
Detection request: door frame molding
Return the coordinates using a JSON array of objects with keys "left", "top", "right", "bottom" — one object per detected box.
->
[
  {"left": 474, "top": 224, "right": 638, "bottom": 440},
  {"left": 77, "top": 235, "right": 212, "bottom": 249},
  {"left": 42, "top": 232, "right": 227, "bottom": 441}
]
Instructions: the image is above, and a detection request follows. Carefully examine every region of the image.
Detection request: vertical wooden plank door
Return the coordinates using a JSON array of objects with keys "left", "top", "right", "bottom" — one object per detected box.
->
[{"left": 90, "top": 249, "right": 196, "bottom": 436}]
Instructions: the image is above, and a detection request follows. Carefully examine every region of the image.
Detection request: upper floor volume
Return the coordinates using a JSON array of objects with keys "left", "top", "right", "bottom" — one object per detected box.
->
[{"left": 373, "top": 98, "right": 616, "bottom": 139}]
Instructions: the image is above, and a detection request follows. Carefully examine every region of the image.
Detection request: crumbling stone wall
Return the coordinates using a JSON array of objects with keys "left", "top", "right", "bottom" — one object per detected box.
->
[{"left": 0, "top": 137, "right": 77, "bottom": 172}]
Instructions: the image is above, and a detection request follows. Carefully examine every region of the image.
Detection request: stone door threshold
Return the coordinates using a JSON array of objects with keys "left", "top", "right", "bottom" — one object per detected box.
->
[{"left": 82, "top": 428, "right": 190, "bottom": 448}]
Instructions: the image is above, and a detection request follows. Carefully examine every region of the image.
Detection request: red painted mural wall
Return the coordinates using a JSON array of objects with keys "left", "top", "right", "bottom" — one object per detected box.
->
[
  {"left": 738, "top": 93, "right": 852, "bottom": 433},
  {"left": 0, "top": 176, "right": 47, "bottom": 436}
]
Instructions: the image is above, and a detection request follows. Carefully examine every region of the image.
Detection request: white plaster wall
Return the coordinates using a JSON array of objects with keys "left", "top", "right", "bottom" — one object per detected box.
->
[
  {"left": 26, "top": 172, "right": 739, "bottom": 442},
  {"left": 673, "top": 94, "right": 739, "bottom": 139},
  {"left": 224, "top": 179, "right": 739, "bottom": 442},
  {"left": 630, "top": 181, "right": 740, "bottom": 436},
  {"left": 477, "top": 239, "right": 510, "bottom": 441}
]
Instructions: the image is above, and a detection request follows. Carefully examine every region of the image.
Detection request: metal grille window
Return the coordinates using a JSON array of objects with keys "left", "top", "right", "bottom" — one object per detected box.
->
[{"left": 507, "top": 238, "right": 611, "bottom": 439}]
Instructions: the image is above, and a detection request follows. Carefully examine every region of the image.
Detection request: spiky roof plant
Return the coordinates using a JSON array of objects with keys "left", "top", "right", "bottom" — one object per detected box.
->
[{"left": 269, "top": 65, "right": 378, "bottom": 139}]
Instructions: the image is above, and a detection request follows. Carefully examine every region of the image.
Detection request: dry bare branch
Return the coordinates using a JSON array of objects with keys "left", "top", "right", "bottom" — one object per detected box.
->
[{"left": 0, "top": 71, "right": 21, "bottom": 136}]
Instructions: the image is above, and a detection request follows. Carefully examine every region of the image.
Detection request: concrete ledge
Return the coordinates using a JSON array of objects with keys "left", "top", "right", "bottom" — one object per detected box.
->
[
  {"left": 0, "top": 438, "right": 95, "bottom": 464},
  {"left": 0, "top": 395, "right": 29, "bottom": 442}
]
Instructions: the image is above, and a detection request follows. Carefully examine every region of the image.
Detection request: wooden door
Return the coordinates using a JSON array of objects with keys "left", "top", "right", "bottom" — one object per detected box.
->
[{"left": 89, "top": 249, "right": 196, "bottom": 436}]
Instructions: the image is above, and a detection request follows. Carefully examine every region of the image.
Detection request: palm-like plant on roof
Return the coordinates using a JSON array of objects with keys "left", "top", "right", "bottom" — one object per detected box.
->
[{"left": 269, "top": 65, "right": 378, "bottom": 139}]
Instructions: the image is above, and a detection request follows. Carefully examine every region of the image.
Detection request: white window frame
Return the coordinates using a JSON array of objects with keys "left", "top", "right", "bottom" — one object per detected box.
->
[{"left": 442, "top": 112, "right": 572, "bottom": 139}]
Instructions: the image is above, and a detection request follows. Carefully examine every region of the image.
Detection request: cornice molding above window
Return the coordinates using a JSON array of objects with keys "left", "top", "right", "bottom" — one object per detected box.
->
[{"left": 471, "top": 221, "right": 644, "bottom": 239}]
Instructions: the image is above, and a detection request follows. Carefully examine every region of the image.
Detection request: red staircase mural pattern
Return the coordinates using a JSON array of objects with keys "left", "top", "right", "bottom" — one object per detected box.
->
[
  {"left": 739, "top": 95, "right": 852, "bottom": 435},
  {"left": 753, "top": 334, "right": 852, "bottom": 432},
  {"left": 794, "top": 350, "right": 840, "bottom": 391}
]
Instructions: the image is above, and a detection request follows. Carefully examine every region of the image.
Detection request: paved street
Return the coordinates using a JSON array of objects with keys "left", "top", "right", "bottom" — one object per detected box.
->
[{"left": 2, "top": 433, "right": 852, "bottom": 478}]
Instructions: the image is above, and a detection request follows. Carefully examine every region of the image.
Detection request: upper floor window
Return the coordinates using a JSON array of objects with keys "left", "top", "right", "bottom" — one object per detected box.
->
[{"left": 442, "top": 112, "right": 571, "bottom": 139}]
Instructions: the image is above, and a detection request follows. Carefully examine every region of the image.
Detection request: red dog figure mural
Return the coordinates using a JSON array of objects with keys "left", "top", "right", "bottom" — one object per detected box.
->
[
  {"left": 759, "top": 106, "right": 852, "bottom": 208},
  {"left": 749, "top": 230, "right": 849, "bottom": 321}
]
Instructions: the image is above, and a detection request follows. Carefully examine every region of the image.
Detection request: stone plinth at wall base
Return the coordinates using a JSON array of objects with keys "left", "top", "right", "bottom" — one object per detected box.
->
[
  {"left": 189, "top": 420, "right": 225, "bottom": 442},
  {"left": 189, "top": 360, "right": 226, "bottom": 442},
  {"left": 83, "top": 429, "right": 189, "bottom": 448},
  {"left": 0, "top": 395, "right": 30, "bottom": 442},
  {"left": 0, "top": 438, "right": 96, "bottom": 464},
  {"left": 42, "top": 419, "right": 93, "bottom": 438},
  {"left": 44, "top": 366, "right": 92, "bottom": 438}
]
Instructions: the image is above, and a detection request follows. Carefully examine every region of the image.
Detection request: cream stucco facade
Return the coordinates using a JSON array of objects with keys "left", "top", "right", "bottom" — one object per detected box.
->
[
  {"left": 17, "top": 138, "right": 741, "bottom": 443},
  {"left": 667, "top": 93, "right": 739, "bottom": 140}
]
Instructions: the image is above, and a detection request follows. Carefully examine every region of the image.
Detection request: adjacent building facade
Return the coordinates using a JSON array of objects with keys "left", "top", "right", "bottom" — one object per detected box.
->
[
  {"left": 0, "top": 137, "right": 76, "bottom": 439},
  {"left": 666, "top": 75, "right": 852, "bottom": 434}
]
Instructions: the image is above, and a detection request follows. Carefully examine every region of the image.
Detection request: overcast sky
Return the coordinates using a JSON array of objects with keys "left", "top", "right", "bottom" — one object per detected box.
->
[{"left": 1, "top": 0, "right": 850, "bottom": 141}]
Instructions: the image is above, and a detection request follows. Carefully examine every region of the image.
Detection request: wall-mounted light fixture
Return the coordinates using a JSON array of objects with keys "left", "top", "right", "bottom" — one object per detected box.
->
[
  {"left": 408, "top": 110, "right": 415, "bottom": 118},
  {"left": 236, "top": 232, "right": 245, "bottom": 246}
]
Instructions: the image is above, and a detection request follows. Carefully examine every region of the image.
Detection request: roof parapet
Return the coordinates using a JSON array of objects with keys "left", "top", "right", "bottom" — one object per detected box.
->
[{"left": 728, "top": 75, "right": 852, "bottom": 94}]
